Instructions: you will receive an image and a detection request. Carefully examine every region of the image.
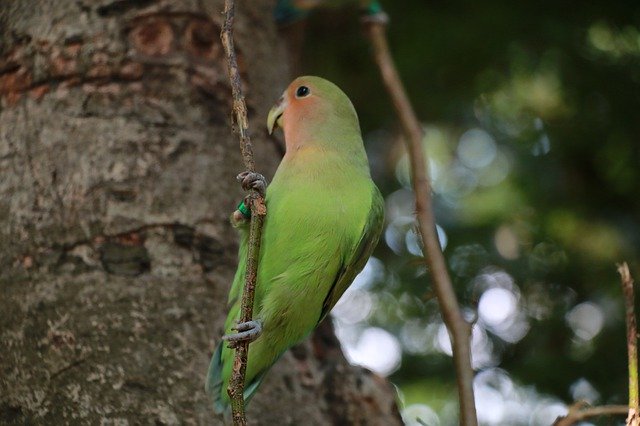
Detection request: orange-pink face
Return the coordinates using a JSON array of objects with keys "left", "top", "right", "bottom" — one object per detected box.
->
[{"left": 267, "top": 77, "right": 331, "bottom": 151}]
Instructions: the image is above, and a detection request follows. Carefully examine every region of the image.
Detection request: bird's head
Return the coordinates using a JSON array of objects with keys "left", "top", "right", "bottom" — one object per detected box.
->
[{"left": 267, "top": 76, "right": 361, "bottom": 152}]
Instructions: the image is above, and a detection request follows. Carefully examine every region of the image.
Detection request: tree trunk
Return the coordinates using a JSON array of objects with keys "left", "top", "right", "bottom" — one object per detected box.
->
[{"left": 0, "top": 1, "right": 402, "bottom": 424}]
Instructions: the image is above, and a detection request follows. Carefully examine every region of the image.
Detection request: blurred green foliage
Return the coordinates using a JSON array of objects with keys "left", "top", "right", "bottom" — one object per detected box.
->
[{"left": 283, "top": 1, "right": 640, "bottom": 424}]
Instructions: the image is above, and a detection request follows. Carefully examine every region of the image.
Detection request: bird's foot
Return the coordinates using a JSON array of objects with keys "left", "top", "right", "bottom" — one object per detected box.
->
[
  {"left": 232, "top": 195, "right": 252, "bottom": 223},
  {"left": 222, "top": 320, "right": 263, "bottom": 348},
  {"left": 237, "top": 171, "right": 267, "bottom": 197}
]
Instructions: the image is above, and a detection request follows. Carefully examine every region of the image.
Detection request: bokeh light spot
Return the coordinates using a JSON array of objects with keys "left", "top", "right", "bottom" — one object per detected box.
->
[
  {"left": 477, "top": 151, "right": 511, "bottom": 187},
  {"left": 351, "top": 257, "right": 385, "bottom": 291},
  {"left": 435, "top": 324, "right": 452, "bottom": 356},
  {"left": 565, "top": 302, "right": 604, "bottom": 341},
  {"left": 341, "top": 327, "right": 402, "bottom": 376},
  {"left": 479, "top": 288, "right": 518, "bottom": 327},
  {"left": 457, "top": 128, "right": 497, "bottom": 169},
  {"left": 402, "top": 404, "right": 440, "bottom": 426},
  {"left": 531, "top": 400, "right": 567, "bottom": 425},
  {"left": 494, "top": 225, "right": 520, "bottom": 260},
  {"left": 385, "top": 216, "right": 415, "bottom": 255},
  {"left": 331, "top": 289, "right": 374, "bottom": 324},
  {"left": 570, "top": 378, "right": 600, "bottom": 404}
]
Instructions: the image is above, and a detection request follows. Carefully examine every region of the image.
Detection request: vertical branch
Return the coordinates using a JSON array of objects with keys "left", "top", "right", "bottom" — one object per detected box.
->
[
  {"left": 362, "top": 13, "right": 478, "bottom": 426},
  {"left": 552, "top": 263, "right": 637, "bottom": 426},
  {"left": 221, "top": 0, "right": 255, "bottom": 173},
  {"left": 619, "top": 262, "right": 640, "bottom": 426},
  {"left": 221, "top": 1, "right": 267, "bottom": 425}
]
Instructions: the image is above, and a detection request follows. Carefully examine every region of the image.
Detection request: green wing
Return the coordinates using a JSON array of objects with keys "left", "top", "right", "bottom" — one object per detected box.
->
[{"left": 318, "top": 184, "right": 385, "bottom": 323}]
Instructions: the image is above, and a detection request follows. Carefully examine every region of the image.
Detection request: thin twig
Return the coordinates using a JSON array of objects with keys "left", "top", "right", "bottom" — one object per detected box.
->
[
  {"left": 554, "top": 264, "right": 639, "bottom": 426},
  {"left": 221, "top": 1, "right": 267, "bottom": 425},
  {"left": 619, "top": 262, "right": 640, "bottom": 426},
  {"left": 553, "top": 403, "right": 629, "bottom": 426},
  {"left": 362, "top": 13, "right": 478, "bottom": 426}
]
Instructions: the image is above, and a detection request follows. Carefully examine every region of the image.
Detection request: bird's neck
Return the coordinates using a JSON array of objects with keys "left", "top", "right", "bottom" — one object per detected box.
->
[
  {"left": 278, "top": 143, "right": 371, "bottom": 184},
  {"left": 282, "top": 123, "right": 369, "bottom": 170}
]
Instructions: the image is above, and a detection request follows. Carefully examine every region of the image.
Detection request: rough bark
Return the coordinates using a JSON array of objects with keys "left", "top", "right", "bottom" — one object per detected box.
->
[{"left": 0, "top": 1, "right": 402, "bottom": 425}]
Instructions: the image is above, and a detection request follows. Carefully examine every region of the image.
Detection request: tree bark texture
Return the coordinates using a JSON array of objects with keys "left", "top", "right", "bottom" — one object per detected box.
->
[{"left": 0, "top": 1, "right": 402, "bottom": 424}]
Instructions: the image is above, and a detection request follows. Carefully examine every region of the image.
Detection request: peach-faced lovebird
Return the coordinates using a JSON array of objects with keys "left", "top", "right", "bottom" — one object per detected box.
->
[{"left": 206, "top": 76, "right": 384, "bottom": 413}]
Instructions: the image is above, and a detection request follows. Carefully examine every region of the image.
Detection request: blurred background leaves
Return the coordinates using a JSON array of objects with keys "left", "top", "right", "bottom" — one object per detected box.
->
[{"left": 276, "top": 0, "right": 640, "bottom": 424}]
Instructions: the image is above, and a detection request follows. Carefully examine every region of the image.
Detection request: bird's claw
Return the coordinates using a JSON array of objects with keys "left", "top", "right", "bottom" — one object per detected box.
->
[
  {"left": 222, "top": 320, "right": 263, "bottom": 348},
  {"left": 237, "top": 171, "right": 267, "bottom": 197}
]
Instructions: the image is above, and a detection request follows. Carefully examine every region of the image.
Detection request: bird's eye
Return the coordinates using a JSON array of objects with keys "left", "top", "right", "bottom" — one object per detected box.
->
[{"left": 295, "top": 86, "right": 310, "bottom": 98}]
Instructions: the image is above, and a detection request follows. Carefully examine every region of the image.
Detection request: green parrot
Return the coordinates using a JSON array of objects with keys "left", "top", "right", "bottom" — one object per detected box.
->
[{"left": 206, "top": 76, "right": 384, "bottom": 413}]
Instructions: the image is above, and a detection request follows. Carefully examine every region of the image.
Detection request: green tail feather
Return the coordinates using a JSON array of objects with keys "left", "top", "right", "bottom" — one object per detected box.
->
[
  {"left": 205, "top": 342, "right": 270, "bottom": 415},
  {"left": 205, "top": 343, "right": 227, "bottom": 414}
]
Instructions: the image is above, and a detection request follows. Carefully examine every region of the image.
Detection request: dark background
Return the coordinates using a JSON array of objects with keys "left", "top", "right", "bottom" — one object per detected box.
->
[{"left": 289, "top": 1, "right": 640, "bottom": 424}]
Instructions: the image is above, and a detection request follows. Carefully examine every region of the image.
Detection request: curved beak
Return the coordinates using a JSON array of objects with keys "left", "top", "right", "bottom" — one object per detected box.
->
[{"left": 267, "top": 96, "right": 286, "bottom": 135}]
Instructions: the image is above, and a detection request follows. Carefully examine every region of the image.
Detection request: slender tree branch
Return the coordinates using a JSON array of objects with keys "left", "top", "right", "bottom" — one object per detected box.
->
[
  {"left": 554, "top": 264, "right": 638, "bottom": 426},
  {"left": 362, "top": 12, "right": 478, "bottom": 426},
  {"left": 553, "top": 403, "right": 629, "bottom": 426},
  {"left": 221, "top": 1, "right": 267, "bottom": 424},
  {"left": 619, "top": 262, "right": 640, "bottom": 426}
]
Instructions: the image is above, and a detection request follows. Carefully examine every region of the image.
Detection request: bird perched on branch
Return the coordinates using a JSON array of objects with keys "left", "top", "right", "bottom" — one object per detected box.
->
[{"left": 206, "top": 76, "right": 384, "bottom": 413}]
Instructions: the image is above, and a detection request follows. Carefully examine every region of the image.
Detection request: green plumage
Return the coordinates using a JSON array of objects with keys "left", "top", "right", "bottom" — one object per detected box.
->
[{"left": 206, "top": 77, "right": 384, "bottom": 413}]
